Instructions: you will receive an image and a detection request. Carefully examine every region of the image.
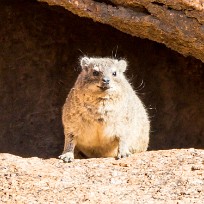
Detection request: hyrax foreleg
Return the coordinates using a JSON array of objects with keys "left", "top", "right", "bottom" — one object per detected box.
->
[
  {"left": 59, "top": 133, "right": 75, "bottom": 163},
  {"left": 116, "top": 137, "right": 131, "bottom": 159}
]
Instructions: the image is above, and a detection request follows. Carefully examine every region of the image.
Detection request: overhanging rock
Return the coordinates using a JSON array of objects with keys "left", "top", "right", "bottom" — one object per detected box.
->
[{"left": 38, "top": 0, "right": 204, "bottom": 62}]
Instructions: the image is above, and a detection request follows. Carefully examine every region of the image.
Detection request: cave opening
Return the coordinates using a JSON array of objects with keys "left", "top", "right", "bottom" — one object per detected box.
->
[{"left": 0, "top": 0, "right": 203, "bottom": 158}]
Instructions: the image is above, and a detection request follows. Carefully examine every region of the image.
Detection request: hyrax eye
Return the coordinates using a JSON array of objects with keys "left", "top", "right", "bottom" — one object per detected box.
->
[
  {"left": 112, "top": 72, "right": 117, "bottom": 76},
  {"left": 93, "top": 70, "right": 99, "bottom": 76}
]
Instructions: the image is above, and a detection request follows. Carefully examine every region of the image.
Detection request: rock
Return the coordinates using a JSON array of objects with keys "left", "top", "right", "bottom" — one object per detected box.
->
[
  {"left": 1, "top": 149, "right": 204, "bottom": 203},
  {"left": 38, "top": 0, "right": 204, "bottom": 62}
]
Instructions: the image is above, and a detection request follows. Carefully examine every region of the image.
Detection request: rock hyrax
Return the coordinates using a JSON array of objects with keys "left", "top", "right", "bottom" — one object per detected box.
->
[{"left": 59, "top": 57, "right": 150, "bottom": 162}]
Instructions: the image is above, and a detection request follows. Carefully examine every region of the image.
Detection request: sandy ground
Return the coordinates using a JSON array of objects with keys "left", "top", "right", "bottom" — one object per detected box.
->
[{"left": 1, "top": 149, "right": 204, "bottom": 203}]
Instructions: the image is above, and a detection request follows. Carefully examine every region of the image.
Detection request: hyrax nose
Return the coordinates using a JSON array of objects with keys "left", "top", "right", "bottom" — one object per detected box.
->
[{"left": 102, "top": 77, "right": 110, "bottom": 84}]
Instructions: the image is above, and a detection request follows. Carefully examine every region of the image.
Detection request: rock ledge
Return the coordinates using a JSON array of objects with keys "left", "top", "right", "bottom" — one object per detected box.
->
[{"left": 1, "top": 149, "right": 204, "bottom": 203}]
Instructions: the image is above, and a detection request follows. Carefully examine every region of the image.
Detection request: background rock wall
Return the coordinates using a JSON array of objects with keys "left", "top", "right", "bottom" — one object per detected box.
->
[{"left": 0, "top": 0, "right": 203, "bottom": 158}]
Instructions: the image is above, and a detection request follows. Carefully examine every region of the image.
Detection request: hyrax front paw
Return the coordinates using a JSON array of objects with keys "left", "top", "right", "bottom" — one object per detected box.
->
[
  {"left": 59, "top": 152, "right": 74, "bottom": 163},
  {"left": 116, "top": 141, "right": 132, "bottom": 159},
  {"left": 116, "top": 150, "right": 131, "bottom": 160}
]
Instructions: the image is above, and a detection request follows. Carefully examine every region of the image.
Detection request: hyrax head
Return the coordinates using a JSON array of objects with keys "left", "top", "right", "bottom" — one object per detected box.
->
[{"left": 80, "top": 57, "right": 127, "bottom": 92}]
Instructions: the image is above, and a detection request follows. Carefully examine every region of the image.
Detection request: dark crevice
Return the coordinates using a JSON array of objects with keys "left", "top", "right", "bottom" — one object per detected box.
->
[
  {"left": 167, "top": 6, "right": 173, "bottom": 11},
  {"left": 130, "top": 6, "right": 151, "bottom": 15},
  {"left": 94, "top": 0, "right": 117, "bottom": 7},
  {"left": 152, "top": 1, "right": 165, "bottom": 7}
]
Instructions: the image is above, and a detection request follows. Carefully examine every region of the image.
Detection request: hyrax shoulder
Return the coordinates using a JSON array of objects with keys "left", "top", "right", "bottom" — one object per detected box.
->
[{"left": 59, "top": 57, "right": 150, "bottom": 162}]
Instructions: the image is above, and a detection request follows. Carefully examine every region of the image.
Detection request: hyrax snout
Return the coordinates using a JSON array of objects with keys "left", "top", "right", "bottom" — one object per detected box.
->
[{"left": 59, "top": 57, "right": 150, "bottom": 162}]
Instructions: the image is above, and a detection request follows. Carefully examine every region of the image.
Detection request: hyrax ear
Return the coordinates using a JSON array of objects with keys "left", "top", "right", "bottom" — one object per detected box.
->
[
  {"left": 118, "top": 60, "right": 127, "bottom": 72},
  {"left": 80, "top": 57, "right": 90, "bottom": 70}
]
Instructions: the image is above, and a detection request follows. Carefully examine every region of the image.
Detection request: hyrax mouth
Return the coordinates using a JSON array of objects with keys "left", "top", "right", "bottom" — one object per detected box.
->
[{"left": 97, "top": 85, "right": 111, "bottom": 91}]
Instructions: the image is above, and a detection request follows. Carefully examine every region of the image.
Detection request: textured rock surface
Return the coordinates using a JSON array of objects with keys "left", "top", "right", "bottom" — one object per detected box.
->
[
  {"left": 0, "top": 0, "right": 203, "bottom": 158},
  {"left": 1, "top": 149, "right": 204, "bottom": 203},
  {"left": 39, "top": 0, "right": 204, "bottom": 62}
]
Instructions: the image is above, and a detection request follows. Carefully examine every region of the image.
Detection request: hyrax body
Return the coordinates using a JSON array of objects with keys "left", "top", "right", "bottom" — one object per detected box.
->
[{"left": 59, "top": 57, "right": 150, "bottom": 162}]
